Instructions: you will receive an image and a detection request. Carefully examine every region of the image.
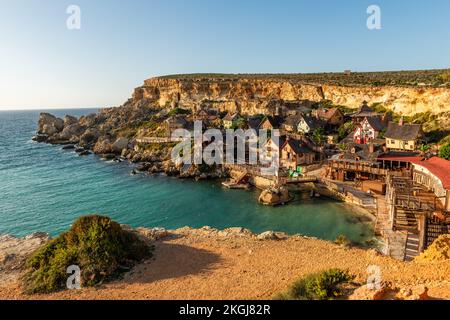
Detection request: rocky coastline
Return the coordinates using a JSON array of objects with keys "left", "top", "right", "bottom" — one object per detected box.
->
[{"left": 33, "top": 112, "right": 227, "bottom": 180}]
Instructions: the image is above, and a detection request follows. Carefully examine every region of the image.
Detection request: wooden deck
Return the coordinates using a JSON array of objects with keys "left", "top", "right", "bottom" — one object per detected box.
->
[{"left": 328, "top": 161, "right": 388, "bottom": 175}]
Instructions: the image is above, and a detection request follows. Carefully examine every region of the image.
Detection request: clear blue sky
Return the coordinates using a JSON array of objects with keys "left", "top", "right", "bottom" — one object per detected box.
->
[{"left": 0, "top": 0, "right": 449, "bottom": 109}]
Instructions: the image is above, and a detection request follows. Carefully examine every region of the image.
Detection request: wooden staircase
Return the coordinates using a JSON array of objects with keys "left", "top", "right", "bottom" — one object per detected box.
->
[
  {"left": 404, "top": 232, "right": 420, "bottom": 261},
  {"left": 394, "top": 209, "right": 418, "bottom": 231}
]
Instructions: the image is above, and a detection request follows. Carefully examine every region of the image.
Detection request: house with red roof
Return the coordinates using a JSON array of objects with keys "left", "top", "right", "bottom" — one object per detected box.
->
[
  {"left": 353, "top": 116, "right": 387, "bottom": 144},
  {"left": 410, "top": 157, "right": 450, "bottom": 211},
  {"left": 315, "top": 108, "right": 345, "bottom": 126}
]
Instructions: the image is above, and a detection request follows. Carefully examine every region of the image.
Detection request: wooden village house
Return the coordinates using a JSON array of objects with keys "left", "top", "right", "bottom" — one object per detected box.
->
[
  {"left": 384, "top": 119, "right": 423, "bottom": 151},
  {"left": 164, "top": 116, "right": 190, "bottom": 134},
  {"left": 353, "top": 116, "right": 387, "bottom": 144},
  {"left": 315, "top": 108, "right": 345, "bottom": 126},
  {"left": 222, "top": 112, "right": 239, "bottom": 129},
  {"left": 193, "top": 108, "right": 219, "bottom": 122},
  {"left": 350, "top": 101, "right": 380, "bottom": 124},
  {"left": 280, "top": 137, "right": 317, "bottom": 170},
  {"left": 259, "top": 115, "right": 284, "bottom": 131},
  {"left": 282, "top": 114, "right": 303, "bottom": 133},
  {"left": 297, "top": 115, "right": 323, "bottom": 134}
]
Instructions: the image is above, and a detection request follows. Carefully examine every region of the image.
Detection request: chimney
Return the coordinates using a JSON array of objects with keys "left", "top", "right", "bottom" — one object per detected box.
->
[
  {"left": 382, "top": 112, "right": 388, "bottom": 125},
  {"left": 399, "top": 116, "right": 404, "bottom": 126}
]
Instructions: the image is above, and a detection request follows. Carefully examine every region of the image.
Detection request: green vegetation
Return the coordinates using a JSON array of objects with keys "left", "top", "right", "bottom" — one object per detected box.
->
[
  {"left": 231, "top": 117, "right": 248, "bottom": 129},
  {"left": 419, "top": 144, "right": 431, "bottom": 154},
  {"left": 337, "top": 121, "right": 354, "bottom": 140},
  {"left": 334, "top": 234, "right": 351, "bottom": 246},
  {"left": 438, "top": 69, "right": 450, "bottom": 83},
  {"left": 370, "top": 103, "right": 390, "bottom": 115},
  {"left": 157, "top": 69, "right": 450, "bottom": 88},
  {"left": 312, "top": 128, "right": 327, "bottom": 145},
  {"left": 21, "top": 215, "right": 152, "bottom": 294},
  {"left": 274, "top": 269, "right": 355, "bottom": 300},
  {"left": 439, "top": 143, "right": 450, "bottom": 160},
  {"left": 168, "top": 107, "right": 191, "bottom": 116},
  {"left": 334, "top": 105, "right": 354, "bottom": 114},
  {"left": 114, "top": 127, "right": 139, "bottom": 139}
]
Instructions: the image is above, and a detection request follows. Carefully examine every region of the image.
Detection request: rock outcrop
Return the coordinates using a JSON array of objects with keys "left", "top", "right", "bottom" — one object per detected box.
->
[
  {"left": 415, "top": 234, "right": 450, "bottom": 262},
  {"left": 37, "top": 113, "right": 64, "bottom": 136},
  {"left": 258, "top": 187, "right": 291, "bottom": 205}
]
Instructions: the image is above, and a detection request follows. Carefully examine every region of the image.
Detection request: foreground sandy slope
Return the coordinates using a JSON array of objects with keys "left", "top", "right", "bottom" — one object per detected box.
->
[{"left": 1, "top": 227, "right": 449, "bottom": 300}]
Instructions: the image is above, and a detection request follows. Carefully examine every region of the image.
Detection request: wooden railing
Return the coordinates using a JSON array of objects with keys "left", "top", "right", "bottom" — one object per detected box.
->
[
  {"left": 328, "top": 161, "right": 388, "bottom": 175},
  {"left": 136, "top": 136, "right": 187, "bottom": 144}
]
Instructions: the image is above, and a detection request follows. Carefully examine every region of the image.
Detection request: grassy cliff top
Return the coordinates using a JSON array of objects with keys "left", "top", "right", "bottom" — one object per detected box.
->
[{"left": 156, "top": 69, "right": 450, "bottom": 88}]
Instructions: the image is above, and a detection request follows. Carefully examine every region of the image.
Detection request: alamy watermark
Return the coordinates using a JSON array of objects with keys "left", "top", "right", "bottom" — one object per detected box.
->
[
  {"left": 170, "top": 121, "right": 280, "bottom": 176},
  {"left": 66, "top": 5, "right": 81, "bottom": 30},
  {"left": 367, "top": 5, "right": 381, "bottom": 30},
  {"left": 66, "top": 264, "right": 81, "bottom": 289},
  {"left": 366, "top": 265, "right": 382, "bottom": 290}
]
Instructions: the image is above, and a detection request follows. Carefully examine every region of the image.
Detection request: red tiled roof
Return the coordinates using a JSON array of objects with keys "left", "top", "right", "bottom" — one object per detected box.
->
[
  {"left": 377, "top": 155, "right": 450, "bottom": 189},
  {"left": 411, "top": 157, "right": 450, "bottom": 189},
  {"left": 377, "top": 155, "right": 423, "bottom": 162}
]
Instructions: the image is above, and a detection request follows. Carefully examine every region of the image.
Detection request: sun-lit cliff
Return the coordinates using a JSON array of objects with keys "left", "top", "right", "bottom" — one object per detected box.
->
[{"left": 132, "top": 75, "right": 450, "bottom": 116}]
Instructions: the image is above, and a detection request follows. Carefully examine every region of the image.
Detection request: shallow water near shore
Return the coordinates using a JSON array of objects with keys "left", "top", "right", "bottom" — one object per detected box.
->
[{"left": 0, "top": 109, "right": 375, "bottom": 244}]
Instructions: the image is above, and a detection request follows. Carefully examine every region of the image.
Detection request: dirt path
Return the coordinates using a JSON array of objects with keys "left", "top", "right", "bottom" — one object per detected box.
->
[{"left": 1, "top": 227, "right": 449, "bottom": 300}]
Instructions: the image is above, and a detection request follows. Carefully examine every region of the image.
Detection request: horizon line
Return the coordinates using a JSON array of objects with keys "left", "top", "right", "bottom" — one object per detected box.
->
[{"left": 0, "top": 106, "right": 107, "bottom": 111}]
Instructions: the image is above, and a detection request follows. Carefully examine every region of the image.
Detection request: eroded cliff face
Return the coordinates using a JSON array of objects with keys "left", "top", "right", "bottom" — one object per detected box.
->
[{"left": 133, "top": 77, "right": 450, "bottom": 116}]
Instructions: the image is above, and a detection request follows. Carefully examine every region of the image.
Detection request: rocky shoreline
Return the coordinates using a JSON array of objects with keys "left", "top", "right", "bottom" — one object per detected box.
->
[{"left": 33, "top": 112, "right": 227, "bottom": 180}]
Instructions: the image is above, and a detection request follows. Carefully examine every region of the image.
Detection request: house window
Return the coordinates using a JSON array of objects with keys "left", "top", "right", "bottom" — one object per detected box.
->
[{"left": 390, "top": 140, "right": 395, "bottom": 144}]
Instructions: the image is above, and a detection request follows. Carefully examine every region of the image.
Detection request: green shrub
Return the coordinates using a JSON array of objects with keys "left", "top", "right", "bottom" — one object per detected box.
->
[
  {"left": 275, "top": 269, "right": 354, "bottom": 300},
  {"left": 334, "top": 234, "right": 351, "bottom": 246},
  {"left": 338, "top": 121, "right": 354, "bottom": 140},
  {"left": 312, "top": 128, "right": 327, "bottom": 145},
  {"left": 439, "top": 69, "right": 450, "bottom": 83},
  {"left": 168, "top": 107, "right": 191, "bottom": 116},
  {"left": 439, "top": 143, "right": 450, "bottom": 160},
  {"left": 22, "top": 215, "right": 152, "bottom": 294}
]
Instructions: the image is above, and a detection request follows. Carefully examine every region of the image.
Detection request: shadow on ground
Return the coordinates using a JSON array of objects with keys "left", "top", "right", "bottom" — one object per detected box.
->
[{"left": 122, "top": 241, "right": 223, "bottom": 284}]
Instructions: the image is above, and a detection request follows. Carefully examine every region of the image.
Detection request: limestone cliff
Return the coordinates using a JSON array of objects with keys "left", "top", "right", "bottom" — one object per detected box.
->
[{"left": 132, "top": 77, "right": 450, "bottom": 116}]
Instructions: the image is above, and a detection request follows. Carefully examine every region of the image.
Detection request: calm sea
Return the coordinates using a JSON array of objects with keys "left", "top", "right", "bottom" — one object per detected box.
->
[{"left": 0, "top": 109, "right": 374, "bottom": 244}]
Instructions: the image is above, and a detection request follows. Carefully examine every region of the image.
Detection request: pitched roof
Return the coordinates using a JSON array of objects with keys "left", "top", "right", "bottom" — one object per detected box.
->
[
  {"left": 384, "top": 122, "right": 422, "bottom": 140},
  {"left": 317, "top": 108, "right": 343, "bottom": 120},
  {"left": 283, "top": 114, "right": 303, "bottom": 127},
  {"left": 247, "top": 117, "right": 263, "bottom": 130},
  {"left": 412, "top": 157, "right": 450, "bottom": 189},
  {"left": 301, "top": 115, "right": 323, "bottom": 130},
  {"left": 262, "top": 115, "right": 284, "bottom": 128},
  {"left": 222, "top": 113, "right": 238, "bottom": 121},
  {"left": 282, "top": 138, "right": 315, "bottom": 154},
  {"left": 366, "top": 116, "right": 386, "bottom": 131},
  {"left": 341, "top": 142, "right": 383, "bottom": 163},
  {"left": 376, "top": 155, "right": 450, "bottom": 189},
  {"left": 350, "top": 102, "right": 378, "bottom": 118},
  {"left": 267, "top": 134, "right": 287, "bottom": 148}
]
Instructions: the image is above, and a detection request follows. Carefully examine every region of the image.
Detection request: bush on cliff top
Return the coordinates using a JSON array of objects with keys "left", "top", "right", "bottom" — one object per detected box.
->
[
  {"left": 21, "top": 215, "right": 152, "bottom": 294},
  {"left": 439, "top": 143, "right": 450, "bottom": 160},
  {"left": 274, "top": 269, "right": 355, "bottom": 300}
]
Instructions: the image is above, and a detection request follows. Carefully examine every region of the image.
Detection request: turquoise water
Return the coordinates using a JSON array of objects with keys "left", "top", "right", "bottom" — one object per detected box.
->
[{"left": 0, "top": 109, "right": 374, "bottom": 244}]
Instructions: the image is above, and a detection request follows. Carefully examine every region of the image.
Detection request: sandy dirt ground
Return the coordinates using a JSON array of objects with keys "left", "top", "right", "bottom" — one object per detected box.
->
[{"left": 1, "top": 227, "right": 449, "bottom": 300}]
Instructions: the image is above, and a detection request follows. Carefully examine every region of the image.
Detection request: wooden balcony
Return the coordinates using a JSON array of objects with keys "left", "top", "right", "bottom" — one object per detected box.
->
[{"left": 328, "top": 161, "right": 388, "bottom": 176}]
